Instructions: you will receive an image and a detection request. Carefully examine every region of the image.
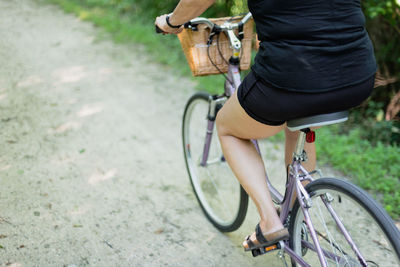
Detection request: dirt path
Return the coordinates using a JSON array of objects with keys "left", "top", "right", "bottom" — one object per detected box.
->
[
  {"left": 3, "top": 1, "right": 398, "bottom": 266},
  {"left": 0, "top": 1, "right": 290, "bottom": 266}
]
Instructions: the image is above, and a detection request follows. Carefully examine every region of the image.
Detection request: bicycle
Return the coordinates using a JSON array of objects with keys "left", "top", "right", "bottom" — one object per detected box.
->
[{"left": 157, "top": 12, "right": 400, "bottom": 266}]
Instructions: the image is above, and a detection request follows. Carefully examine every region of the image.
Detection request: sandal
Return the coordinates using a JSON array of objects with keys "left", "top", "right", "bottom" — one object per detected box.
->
[{"left": 244, "top": 223, "right": 289, "bottom": 252}]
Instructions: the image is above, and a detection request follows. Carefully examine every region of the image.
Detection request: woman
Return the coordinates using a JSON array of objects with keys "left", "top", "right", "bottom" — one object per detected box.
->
[{"left": 155, "top": 0, "right": 376, "bottom": 251}]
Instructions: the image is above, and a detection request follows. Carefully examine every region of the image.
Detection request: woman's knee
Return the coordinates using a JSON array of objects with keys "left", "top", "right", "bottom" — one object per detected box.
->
[
  {"left": 215, "top": 108, "right": 228, "bottom": 137},
  {"left": 216, "top": 102, "right": 239, "bottom": 138}
]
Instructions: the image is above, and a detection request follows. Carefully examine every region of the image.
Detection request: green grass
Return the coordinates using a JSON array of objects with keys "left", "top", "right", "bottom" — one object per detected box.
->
[
  {"left": 43, "top": 0, "right": 400, "bottom": 218},
  {"left": 317, "top": 125, "right": 400, "bottom": 218},
  {"left": 42, "top": 0, "right": 229, "bottom": 94},
  {"left": 269, "top": 125, "right": 400, "bottom": 218},
  {"left": 45, "top": 0, "right": 185, "bottom": 65}
]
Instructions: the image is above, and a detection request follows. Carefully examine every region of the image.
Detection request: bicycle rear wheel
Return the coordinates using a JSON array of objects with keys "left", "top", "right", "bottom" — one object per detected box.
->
[
  {"left": 289, "top": 178, "right": 400, "bottom": 267},
  {"left": 182, "top": 92, "right": 248, "bottom": 232}
]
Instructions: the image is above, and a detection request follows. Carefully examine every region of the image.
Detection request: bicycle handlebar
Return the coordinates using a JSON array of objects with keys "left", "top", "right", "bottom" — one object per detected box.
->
[
  {"left": 187, "top": 12, "right": 252, "bottom": 31},
  {"left": 155, "top": 12, "right": 252, "bottom": 34}
]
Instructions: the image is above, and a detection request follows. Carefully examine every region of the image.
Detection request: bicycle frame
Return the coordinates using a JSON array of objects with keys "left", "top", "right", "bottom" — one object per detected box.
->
[
  {"left": 196, "top": 15, "right": 368, "bottom": 267},
  {"left": 283, "top": 135, "right": 369, "bottom": 267}
]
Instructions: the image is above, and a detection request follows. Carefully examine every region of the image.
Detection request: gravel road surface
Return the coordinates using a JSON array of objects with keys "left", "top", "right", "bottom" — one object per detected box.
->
[
  {"left": 0, "top": 1, "right": 288, "bottom": 266},
  {"left": 2, "top": 1, "right": 398, "bottom": 266}
]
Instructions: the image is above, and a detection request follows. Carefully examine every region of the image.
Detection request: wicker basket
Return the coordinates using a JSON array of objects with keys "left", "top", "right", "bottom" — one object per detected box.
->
[{"left": 177, "top": 16, "right": 254, "bottom": 76}]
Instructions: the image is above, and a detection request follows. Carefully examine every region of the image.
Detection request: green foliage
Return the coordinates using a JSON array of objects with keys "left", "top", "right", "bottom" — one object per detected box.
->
[
  {"left": 71, "top": 0, "right": 248, "bottom": 21},
  {"left": 363, "top": 1, "right": 400, "bottom": 136},
  {"left": 44, "top": 0, "right": 192, "bottom": 74},
  {"left": 317, "top": 125, "right": 400, "bottom": 218},
  {"left": 43, "top": 0, "right": 249, "bottom": 93},
  {"left": 364, "top": 0, "right": 399, "bottom": 25},
  {"left": 347, "top": 102, "right": 400, "bottom": 146},
  {"left": 363, "top": 0, "right": 400, "bottom": 77}
]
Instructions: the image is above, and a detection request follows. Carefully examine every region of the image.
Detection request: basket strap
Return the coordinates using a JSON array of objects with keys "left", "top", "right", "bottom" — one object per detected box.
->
[
  {"left": 207, "top": 32, "right": 216, "bottom": 45},
  {"left": 207, "top": 25, "right": 221, "bottom": 45},
  {"left": 238, "top": 22, "right": 244, "bottom": 41}
]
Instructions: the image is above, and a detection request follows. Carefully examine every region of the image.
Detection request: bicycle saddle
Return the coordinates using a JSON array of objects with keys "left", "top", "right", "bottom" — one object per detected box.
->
[{"left": 287, "top": 111, "right": 349, "bottom": 131}]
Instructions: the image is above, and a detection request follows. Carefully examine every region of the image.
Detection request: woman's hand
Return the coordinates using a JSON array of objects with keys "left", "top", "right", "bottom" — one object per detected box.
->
[
  {"left": 155, "top": 0, "right": 216, "bottom": 34},
  {"left": 155, "top": 14, "right": 183, "bottom": 35}
]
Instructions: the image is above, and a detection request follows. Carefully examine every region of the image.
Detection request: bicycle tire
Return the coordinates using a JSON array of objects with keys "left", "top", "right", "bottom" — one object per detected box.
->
[
  {"left": 182, "top": 91, "right": 248, "bottom": 232},
  {"left": 289, "top": 178, "right": 400, "bottom": 267}
]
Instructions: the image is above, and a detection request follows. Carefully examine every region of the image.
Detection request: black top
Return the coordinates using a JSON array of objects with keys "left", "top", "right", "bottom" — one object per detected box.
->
[{"left": 248, "top": 0, "right": 377, "bottom": 92}]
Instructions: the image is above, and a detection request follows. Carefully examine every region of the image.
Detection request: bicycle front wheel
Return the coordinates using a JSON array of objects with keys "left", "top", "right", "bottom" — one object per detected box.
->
[
  {"left": 289, "top": 178, "right": 400, "bottom": 267},
  {"left": 182, "top": 92, "right": 248, "bottom": 232}
]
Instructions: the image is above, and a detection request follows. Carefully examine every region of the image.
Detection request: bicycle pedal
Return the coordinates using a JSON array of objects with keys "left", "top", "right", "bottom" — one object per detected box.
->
[{"left": 251, "top": 243, "right": 280, "bottom": 257}]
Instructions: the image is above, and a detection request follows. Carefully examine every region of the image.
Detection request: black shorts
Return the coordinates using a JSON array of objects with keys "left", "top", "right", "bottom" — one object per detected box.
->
[{"left": 237, "top": 71, "right": 375, "bottom": 126}]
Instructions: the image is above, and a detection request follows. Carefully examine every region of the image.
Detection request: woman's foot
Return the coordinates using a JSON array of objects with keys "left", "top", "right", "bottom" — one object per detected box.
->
[{"left": 243, "top": 223, "right": 289, "bottom": 251}]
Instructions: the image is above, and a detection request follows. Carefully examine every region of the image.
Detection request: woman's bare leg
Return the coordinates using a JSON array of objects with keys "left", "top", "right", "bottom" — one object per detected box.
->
[{"left": 216, "top": 91, "right": 285, "bottom": 249}]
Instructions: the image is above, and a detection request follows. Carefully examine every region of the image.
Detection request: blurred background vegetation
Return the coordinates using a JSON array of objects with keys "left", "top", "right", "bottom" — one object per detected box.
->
[{"left": 45, "top": 0, "right": 400, "bottom": 217}]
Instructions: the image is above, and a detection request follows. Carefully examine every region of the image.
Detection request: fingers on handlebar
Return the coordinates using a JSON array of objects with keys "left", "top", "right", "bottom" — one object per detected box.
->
[
  {"left": 155, "top": 24, "right": 184, "bottom": 35},
  {"left": 155, "top": 25, "right": 166, "bottom": 34}
]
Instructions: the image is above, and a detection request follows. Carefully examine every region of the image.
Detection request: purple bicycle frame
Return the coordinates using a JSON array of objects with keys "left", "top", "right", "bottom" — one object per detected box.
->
[{"left": 198, "top": 62, "right": 367, "bottom": 267}]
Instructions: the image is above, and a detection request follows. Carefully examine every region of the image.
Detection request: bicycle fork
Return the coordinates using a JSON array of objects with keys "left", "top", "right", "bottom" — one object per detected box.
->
[
  {"left": 200, "top": 95, "right": 226, "bottom": 167},
  {"left": 200, "top": 58, "right": 241, "bottom": 167}
]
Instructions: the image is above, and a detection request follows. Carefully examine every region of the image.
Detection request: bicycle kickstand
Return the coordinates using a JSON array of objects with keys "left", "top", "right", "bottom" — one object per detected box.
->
[{"left": 276, "top": 241, "right": 289, "bottom": 267}]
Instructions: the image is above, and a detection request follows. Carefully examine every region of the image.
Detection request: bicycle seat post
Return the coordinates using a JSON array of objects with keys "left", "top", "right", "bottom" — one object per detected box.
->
[
  {"left": 288, "top": 111, "right": 349, "bottom": 163},
  {"left": 293, "top": 129, "right": 309, "bottom": 162}
]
